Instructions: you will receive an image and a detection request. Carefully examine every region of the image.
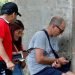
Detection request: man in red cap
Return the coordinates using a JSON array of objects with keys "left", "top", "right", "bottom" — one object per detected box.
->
[{"left": 0, "top": 2, "right": 21, "bottom": 75}]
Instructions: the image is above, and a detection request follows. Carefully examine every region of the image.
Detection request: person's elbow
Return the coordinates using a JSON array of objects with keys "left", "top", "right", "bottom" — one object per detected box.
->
[{"left": 36, "top": 56, "right": 44, "bottom": 64}]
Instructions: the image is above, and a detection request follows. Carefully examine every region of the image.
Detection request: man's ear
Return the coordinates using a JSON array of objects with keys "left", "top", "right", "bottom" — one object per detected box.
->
[
  {"left": 12, "top": 12, "right": 16, "bottom": 16},
  {"left": 10, "top": 12, "right": 14, "bottom": 18}
]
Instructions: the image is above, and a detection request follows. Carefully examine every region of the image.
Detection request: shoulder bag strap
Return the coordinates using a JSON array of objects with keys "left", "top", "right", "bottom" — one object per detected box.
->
[{"left": 42, "top": 29, "right": 59, "bottom": 58}]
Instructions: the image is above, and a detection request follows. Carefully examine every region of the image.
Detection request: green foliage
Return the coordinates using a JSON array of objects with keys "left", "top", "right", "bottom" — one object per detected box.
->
[{"left": 0, "top": 0, "right": 8, "bottom": 15}]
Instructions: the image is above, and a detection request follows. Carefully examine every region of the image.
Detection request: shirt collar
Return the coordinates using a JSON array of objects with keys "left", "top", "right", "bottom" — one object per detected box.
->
[{"left": 0, "top": 17, "right": 10, "bottom": 24}]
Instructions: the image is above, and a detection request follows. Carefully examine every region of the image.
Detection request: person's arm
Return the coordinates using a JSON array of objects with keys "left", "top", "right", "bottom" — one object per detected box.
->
[
  {"left": 0, "top": 38, "right": 15, "bottom": 70},
  {"left": 35, "top": 48, "right": 57, "bottom": 65},
  {"left": 35, "top": 48, "right": 69, "bottom": 66},
  {"left": 31, "top": 32, "right": 56, "bottom": 65}
]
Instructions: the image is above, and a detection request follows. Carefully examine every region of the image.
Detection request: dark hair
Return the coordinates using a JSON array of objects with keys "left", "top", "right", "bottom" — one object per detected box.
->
[
  {"left": 9, "top": 20, "right": 24, "bottom": 51},
  {"left": 1, "top": 2, "right": 21, "bottom": 16}
]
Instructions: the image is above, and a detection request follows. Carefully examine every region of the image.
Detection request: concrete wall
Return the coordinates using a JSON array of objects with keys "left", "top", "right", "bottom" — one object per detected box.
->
[
  {"left": 72, "top": 0, "right": 75, "bottom": 72},
  {"left": 10, "top": 0, "right": 74, "bottom": 74},
  {"left": 14, "top": 0, "right": 72, "bottom": 49}
]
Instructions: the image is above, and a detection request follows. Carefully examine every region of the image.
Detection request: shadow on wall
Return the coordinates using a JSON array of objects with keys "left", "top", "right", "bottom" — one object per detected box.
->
[{"left": 58, "top": 37, "right": 72, "bottom": 59}]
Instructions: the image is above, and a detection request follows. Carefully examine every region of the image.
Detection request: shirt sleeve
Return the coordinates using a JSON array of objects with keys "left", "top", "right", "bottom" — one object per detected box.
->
[
  {"left": 0, "top": 23, "right": 5, "bottom": 39},
  {"left": 33, "top": 31, "right": 46, "bottom": 50}
]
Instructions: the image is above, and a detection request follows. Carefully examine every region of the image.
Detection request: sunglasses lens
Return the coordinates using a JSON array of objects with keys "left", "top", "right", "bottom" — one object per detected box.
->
[{"left": 60, "top": 30, "right": 64, "bottom": 33}]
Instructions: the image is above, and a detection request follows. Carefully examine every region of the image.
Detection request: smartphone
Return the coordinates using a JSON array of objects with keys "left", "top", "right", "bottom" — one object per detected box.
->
[{"left": 13, "top": 52, "right": 23, "bottom": 60}]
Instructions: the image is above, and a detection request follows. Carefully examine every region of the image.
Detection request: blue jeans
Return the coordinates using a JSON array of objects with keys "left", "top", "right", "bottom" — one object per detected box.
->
[
  {"left": 34, "top": 67, "right": 62, "bottom": 75},
  {"left": 12, "top": 64, "right": 24, "bottom": 75}
]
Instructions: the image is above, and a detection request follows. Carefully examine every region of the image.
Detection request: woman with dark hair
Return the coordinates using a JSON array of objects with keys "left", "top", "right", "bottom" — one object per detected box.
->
[{"left": 9, "top": 20, "right": 26, "bottom": 75}]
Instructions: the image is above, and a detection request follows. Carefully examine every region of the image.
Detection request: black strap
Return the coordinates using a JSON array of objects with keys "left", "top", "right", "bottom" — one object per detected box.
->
[
  {"left": 43, "top": 29, "right": 59, "bottom": 58},
  {"left": 23, "top": 48, "right": 35, "bottom": 53}
]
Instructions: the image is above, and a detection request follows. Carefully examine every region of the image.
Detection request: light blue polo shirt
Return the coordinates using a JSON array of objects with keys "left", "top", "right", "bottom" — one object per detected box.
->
[{"left": 26, "top": 31, "right": 59, "bottom": 75}]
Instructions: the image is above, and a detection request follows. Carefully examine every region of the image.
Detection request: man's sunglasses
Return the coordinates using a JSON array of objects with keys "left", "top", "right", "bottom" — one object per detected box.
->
[{"left": 55, "top": 26, "right": 64, "bottom": 33}]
